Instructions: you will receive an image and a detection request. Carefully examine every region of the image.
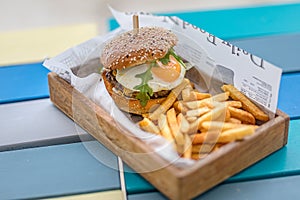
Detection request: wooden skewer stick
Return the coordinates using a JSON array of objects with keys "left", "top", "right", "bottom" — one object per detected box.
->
[{"left": 133, "top": 15, "right": 139, "bottom": 33}]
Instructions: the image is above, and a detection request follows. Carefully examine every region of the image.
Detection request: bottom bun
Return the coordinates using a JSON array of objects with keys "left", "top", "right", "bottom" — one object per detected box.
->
[{"left": 102, "top": 72, "right": 166, "bottom": 115}]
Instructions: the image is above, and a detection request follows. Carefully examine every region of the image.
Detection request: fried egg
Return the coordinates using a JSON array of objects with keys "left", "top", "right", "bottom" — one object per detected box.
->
[{"left": 116, "top": 60, "right": 186, "bottom": 93}]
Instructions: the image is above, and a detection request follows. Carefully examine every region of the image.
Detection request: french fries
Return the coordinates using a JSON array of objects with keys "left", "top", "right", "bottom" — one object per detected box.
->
[
  {"left": 201, "top": 121, "right": 242, "bottom": 131},
  {"left": 173, "top": 101, "right": 187, "bottom": 113},
  {"left": 149, "top": 79, "right": 189, "bottom": 121},
  {"left": 221, "top": 84, "right": 269, "bottom": 122},
  {"left": 192, "top": 91, "right": 211, "bottom": 100},
  {"left": 228, "top": 106, "right": 255, "bottom": 124},
  {"left": 139, "top": 118, "right": 160, "bottom": 135},
  {"left": 184, "top": 92, "right": 229, "bottom": 109},
  {"left": 196, "top": 104, "right": 227, "bottom": 129},
  {"left": 182, "top": 88, "right": 211, "bottom": 102},
  {"left": 228, "top": 117, "right": 242, "bottom": 124},
  {"left": 167, "top": 108, "right": 186, "bottom": 154},
  {"left": 218, "top": 125, "right": 258, "bottom": 143},
  {"left": 225, "top": 101, "right": 242, "bottom": 108},
  {"left": 138, "top": 81, "right": 270, "bottom": 160},
  {"left": 186, "top": 106, "right": 210, "bottom": 117},
  {"left": 158, "top": 114, "right": 174, "bottom": 142},
  {"left": 183, "top": 133, "right": 192, "bottom": 159},
  {"left": 191, "top": 133, "right": 207, "bottom": 144},
  {"left": 177, "top": 113, "right": 190, "bottom": 134}
]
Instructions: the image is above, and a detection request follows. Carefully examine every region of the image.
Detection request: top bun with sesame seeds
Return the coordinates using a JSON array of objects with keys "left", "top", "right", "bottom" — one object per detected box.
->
[
  {"left": 101, "top": 27, "right": 178, "bottom": 70},
  {"left": 100, "top": 27, "right": 188, "bottom": 115}
]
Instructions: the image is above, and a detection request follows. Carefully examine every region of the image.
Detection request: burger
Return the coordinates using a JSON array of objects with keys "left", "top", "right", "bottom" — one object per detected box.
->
[{"left": 100, "top": 27, "right": 188, "bottom": 115}]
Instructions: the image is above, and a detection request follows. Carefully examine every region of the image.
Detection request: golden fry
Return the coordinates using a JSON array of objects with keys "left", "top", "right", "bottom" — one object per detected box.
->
[
  {"left": 173, "top": 101, "right": 187, "bottom": 113},
  {"left": 215, "top": 106, "right": 230, "bottom": 122},
  {"left": 197, "top": 105, "right": 228, "bottom": 129},
  {"left": 211, "top": 92, "right": 230, "bottom": 102},
  {"left": 157, "top": 114, "right": 174, "bottom": 142},
  {"left": 186, "top": 116, "right": 197, "bottom": 123},
  {"left": 218, "top": 125, "right": 257, "bottom": 143},
  {"left": 138, "top": 118, "right": 160, "bottom": 135},
  {"left": 221, "top": 84, "right": 269, "bottom": 122},
  {"left": 204, "top": 130, "right": 221, "bottom": 144},
  {"left": 228, "top": 106, "right": 256, "bottom": 124},
  {"left": 185, "top": 100, "right": 213, "bottom": 110},
  {"left": 186, "top": 106, "right": 211, "bottom": 117},
  {"left": 228, "top": 118, "right": 242, "bottom": 124},
  {"left": 182, "top": 87, "right": 193, "bottom": 102},
  {"left": 183, "top": 134, "right": 192, "bottom": 158},
  {"left": 167, "top": 108, "right": 185, "bottom": 154},
  {"left": 177, "top": 113, "right": 190, "bottom": 134},
  {"left": 192, "top": 91, "right": 211, "bottom": 100},
  {"left": 201, "top": 121, "right": 258, "bottom": 132},
  {"left": 192, "top": 129, "right": 221, "bottom": 144},
  {"left": 149, "top": 79, "right": 189, "bottom": 121},
  {"left": 225, "top": 100, "right": 242, "bottom": 108},
  {"left": 191, "top": 133, "right": 207, "bottom": 144},
  {"left": 191, "top": 153, "right": 201, "bottom": 160},
  {"left": 201, "top": 121, "right": 241, "bottom": 131},
  {"left": 187, "top": 118, "right": 201, "bottom": 135},
  {"left": 182, "top": 89, "right": 211, "bottom": 102},
  {"left": 184, "top": 92, "right": 229, "bottom": 109}
]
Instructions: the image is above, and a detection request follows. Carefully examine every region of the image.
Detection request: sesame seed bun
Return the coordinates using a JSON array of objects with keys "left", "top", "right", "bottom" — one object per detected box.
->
[{"left": 100, "top": 27, "right": 178, "bottom": 70}]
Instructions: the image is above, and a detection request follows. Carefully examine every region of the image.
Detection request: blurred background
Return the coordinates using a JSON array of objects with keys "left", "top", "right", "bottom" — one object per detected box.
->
[
  {"left": 0, "top": 0, "right": 298, "bottom": 66},
  {"left": 1, "top": 0, "right": 298, "bottom": 33}
]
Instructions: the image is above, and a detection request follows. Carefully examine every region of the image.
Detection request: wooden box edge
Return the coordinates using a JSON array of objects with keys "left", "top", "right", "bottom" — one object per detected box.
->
[{"left": 48, "top": 72, "right": 289, "bottom": 200}]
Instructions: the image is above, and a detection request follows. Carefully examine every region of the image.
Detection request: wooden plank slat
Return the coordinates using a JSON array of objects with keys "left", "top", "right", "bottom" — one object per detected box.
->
[
  {"left": 127, "top": 174, "right": 300, "bottom": 200},
  {"left": 0, "top": 141, "right": 120, "bottom": 200},
  {"left": 0, "top": 62, "right": 49, "bottom": 104},
  {"left": 44, "top": 190, "right": 123, "bottom": 200},
  {"left": 0, "top": 98, "right": 92, "bottom": 151},
  {"left": 278, "top": 72, "right": 300, "bottom": 119}
]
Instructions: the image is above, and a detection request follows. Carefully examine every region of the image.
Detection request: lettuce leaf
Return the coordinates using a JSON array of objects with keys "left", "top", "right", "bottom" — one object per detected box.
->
[{"left": 133, "top": 66, "right": 153, "bottom": 106}]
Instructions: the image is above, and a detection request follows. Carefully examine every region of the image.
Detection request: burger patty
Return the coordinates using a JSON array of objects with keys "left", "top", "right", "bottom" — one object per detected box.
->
[{"left": 104, "top": 70, "right": 170, "bottom": 99}]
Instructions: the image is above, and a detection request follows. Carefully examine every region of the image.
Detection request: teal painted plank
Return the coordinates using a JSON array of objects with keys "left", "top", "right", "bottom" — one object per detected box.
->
[
  {"left": 0, "top": 62, "right": 49, "bottom": 104},
  {"left": 123, "top": 164, "right": 154, "bottom": 194},
  {"left": 0, "top": 98, "right": 92, "bottom": 152},
  {"left": 277, "top": 72, "right": 300, "bottom": 119},
  {"left": 124, "top": 119, "right": 300, "bottom": 194},
  {"left": 109, "top": 3, "right": 300, "bottom": 40},
  {"left": 127, "top": 175, "right": 300, "bottom": 200},
  {"left": 199, "top": 175, "right": 300, "bottom": 200},
  {"left": 227, "top": 119, "right": 300, "bottom": 182},
  {"left": 0, "top": 141, "right": 120, "bottom": 199}
]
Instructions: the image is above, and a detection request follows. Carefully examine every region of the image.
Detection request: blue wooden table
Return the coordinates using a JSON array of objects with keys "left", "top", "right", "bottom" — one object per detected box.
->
[{"left": 1, "top": 3, "right": 300, "bottom": 199}]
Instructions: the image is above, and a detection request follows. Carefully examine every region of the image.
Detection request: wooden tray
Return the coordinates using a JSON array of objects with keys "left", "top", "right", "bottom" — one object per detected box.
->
[{"left": 48, "top": 72, "right": 289, "bottom": 200}]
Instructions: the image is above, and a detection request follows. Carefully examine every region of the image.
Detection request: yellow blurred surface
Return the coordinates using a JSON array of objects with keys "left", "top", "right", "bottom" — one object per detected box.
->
[
  {"left": 0, "top": 23, "right": 98, "bottom": 66},
  {"left": 44, "top": 190, "right": 123, "bottom": 200}
]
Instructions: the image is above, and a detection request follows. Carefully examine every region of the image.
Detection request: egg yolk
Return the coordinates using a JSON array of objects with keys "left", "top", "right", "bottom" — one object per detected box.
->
[{"left": 151, "top": 55, "right": 181, "bottom": 83}]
